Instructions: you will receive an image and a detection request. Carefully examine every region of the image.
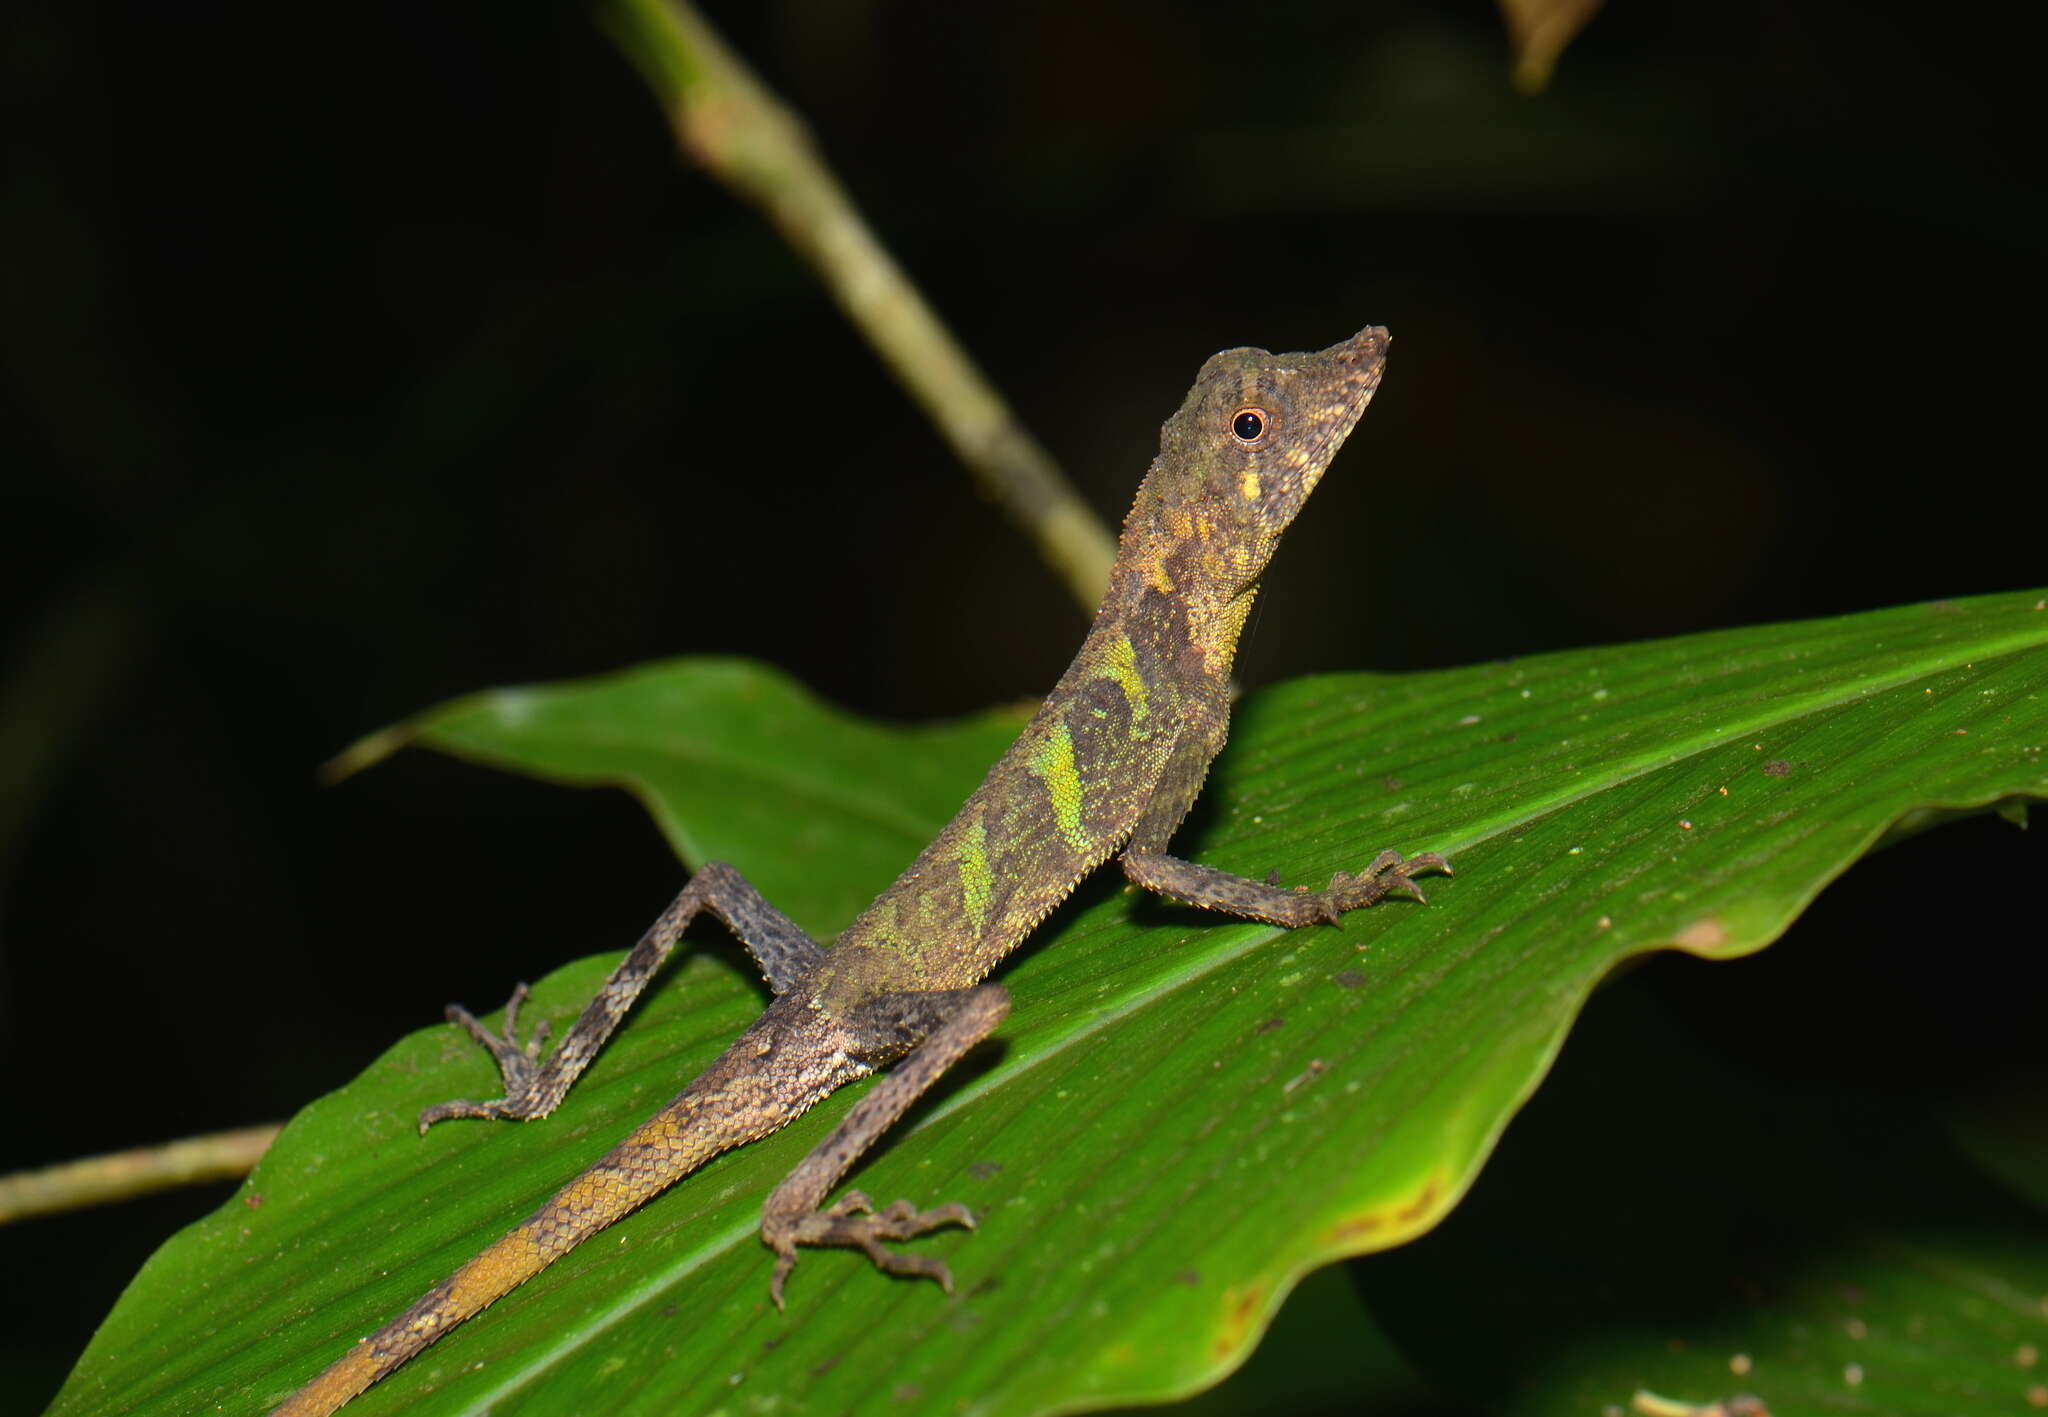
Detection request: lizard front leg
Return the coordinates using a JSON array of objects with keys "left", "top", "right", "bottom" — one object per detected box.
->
[
  {"left": 761, "top": 984, "right": 1010, "bottom": 1307},
  {"left": 1118, "top": 706, "right": 1449, "bottom": 927},
  {"left": 1123, "top": 847, "right": 1449, "bottom": 925},
  {"left": 420, "top": 861, "right": 826, "bottom": 1129}
]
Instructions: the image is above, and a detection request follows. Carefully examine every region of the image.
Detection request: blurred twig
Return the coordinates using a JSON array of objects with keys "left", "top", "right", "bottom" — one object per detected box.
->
[
  {"left": 0, "top": 572, "right": 147, "bottom": 890},
  {"left": 1495, "top": 0, "right": 1605, "bottom": 94},
  {"left": 0, "top": 1125, "right": 280, "bottom": 1224},
  {"left": 602, "top": 0, "right": 1118, "bottom": 615}
]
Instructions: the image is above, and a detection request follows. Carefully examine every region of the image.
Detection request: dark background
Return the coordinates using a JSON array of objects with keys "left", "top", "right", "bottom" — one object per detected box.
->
[{"left": 4, "top": 0, "right": 2043, "bottom": 1409}]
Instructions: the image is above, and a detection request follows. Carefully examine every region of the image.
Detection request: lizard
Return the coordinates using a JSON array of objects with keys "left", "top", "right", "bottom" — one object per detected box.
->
[{"left": 271, "top": 324, "right": 1448, "bottom": 1416}]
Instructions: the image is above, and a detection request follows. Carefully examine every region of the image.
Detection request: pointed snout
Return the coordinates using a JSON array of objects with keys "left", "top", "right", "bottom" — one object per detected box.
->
[{"left": 1331, "top": 325, "right": 1390, "bottom": 377}]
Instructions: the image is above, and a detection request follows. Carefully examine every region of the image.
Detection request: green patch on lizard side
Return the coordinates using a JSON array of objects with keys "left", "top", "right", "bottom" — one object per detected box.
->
[{"left": 1028, "top": 718, "right": 1089, "bottom": 852}]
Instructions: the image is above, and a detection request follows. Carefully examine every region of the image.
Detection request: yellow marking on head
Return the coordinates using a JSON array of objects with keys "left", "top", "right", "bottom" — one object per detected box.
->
[
  {"left": 956, "top": 816, "right": 993, "bottom": 935},
  {"left": 1029, "top": 720, "right": 1089, "bottom": 851},
  {"left": 1096, "top": 633, "right": 1150, "bottom": 722},
  {"left": 1240, "top": 471, "right": 1261, "bottom": 500}
]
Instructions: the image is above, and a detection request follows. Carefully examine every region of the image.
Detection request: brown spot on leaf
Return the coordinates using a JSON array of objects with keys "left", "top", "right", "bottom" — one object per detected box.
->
[
  {"left": 1255, "top": 1017, "right": 1285, "bottom": 1034},
  {"left": 1395, "top": 1172, "right": 1442, "bottom": 1224},
  {"left": 968, "top": 1161, "right": 1002, "bottom": 1181},
  {"left": 1674, "top": 918, "right": 1728, "bottom": 953},
  {"left": 1213, "top": 1283, "right": 1266, "bottom": 1357},
  {"left": 1332, "top": 969, "right": 1366, "bottom": 990},
  {"left": 1762, "top": 759, "right": 1792, "bottom": 777},
  {"left": 1324, "top": 1168, "right": 1450, "bottom": 1250},
  {"left": 1326, "top": 1213, "right": 1384, "bottom": 1242}
]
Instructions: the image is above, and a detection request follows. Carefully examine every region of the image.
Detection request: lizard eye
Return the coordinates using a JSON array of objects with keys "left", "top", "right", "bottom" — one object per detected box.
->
[{"left": 1230, "top": 408, "right": 1269, "bottom": 444}]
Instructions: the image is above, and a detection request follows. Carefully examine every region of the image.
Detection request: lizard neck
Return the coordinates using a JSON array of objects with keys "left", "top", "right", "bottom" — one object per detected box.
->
[{"left": 1097, "top": 499, "right": 1270, "bottom": 697}]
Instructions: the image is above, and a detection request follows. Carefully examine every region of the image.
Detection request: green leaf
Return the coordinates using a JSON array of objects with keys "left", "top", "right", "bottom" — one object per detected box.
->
[{"left": 56, "top": 591, "right": 2048, "bottom": 1417}]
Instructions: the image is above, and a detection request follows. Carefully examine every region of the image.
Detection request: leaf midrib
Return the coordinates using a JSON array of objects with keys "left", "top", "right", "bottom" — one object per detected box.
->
[{"left": 1405, "top": 621, "right": 2046, "bottom": 853}]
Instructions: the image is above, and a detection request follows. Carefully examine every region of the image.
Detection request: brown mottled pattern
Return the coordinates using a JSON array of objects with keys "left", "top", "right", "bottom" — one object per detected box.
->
[{"left": 273, "top": 326, "right": 1451, "bottom": 1415}]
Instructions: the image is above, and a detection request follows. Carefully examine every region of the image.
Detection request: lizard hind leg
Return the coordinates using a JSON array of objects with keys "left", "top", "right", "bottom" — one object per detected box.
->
[
  {"left": 763, "top": 984, "right": 1010, "bottom": 1309},
  {"left": 419, "top": 861, "right": 827, "bottom": 1131},
  {"left": 775, "top": 1190, "right": 976, "bottom": 1299}
]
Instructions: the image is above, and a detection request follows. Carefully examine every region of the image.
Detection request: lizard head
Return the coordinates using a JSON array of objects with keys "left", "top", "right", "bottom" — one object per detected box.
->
[{"left": 1138, "top": 325, "right": 1390, "bottom": 591}]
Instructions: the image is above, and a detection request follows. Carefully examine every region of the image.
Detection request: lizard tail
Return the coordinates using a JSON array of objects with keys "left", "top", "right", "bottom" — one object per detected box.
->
[
  {"left": 268, "top": 1079, "right": 767, "bottom": 1417},
  {"left": 266, "top": 1165, "right": 647, "bottom": 1417},
  {"left": 267, "top": 1226, "right": 555, "bottom": 1417}
]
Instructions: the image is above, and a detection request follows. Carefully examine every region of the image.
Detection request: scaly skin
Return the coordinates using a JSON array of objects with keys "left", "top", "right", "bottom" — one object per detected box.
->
[{"left": 271, "top": 326, "right": 1448, "bottom": 1415}]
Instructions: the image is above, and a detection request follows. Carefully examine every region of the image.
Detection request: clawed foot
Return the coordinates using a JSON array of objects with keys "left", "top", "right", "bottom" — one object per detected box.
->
[
  {"left": 417, "top": 982, "right": 558, "bottom": 1133},
  {"left": 766, "top": 1190, "right": 977, "bottom": 1310},
  {"left": 1304, "top": 848, "right": 1453, "bottom": 924}
]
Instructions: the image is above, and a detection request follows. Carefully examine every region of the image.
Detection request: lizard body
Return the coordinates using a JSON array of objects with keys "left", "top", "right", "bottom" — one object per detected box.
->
[{"left": 273, "top": 325, "right": 1446, "bottom": 1416}]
